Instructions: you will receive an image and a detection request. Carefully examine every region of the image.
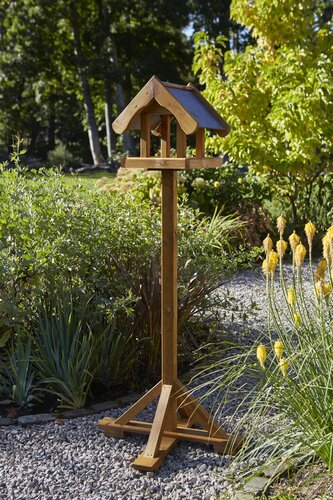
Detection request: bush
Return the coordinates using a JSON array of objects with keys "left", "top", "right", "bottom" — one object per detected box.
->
[
  {"left": 47, "top": 142, "right": 80, "bottom": 169},
  {"left": 179, "top": 162, "right": 273, "bottom": 244},
  {"left": 108, "top": 162, "right": 273, "bottom": 245},
  {"left": 263, "top": 171, "right": 333, "bottom": 233},
  {"left": 0, "top": 167, "right": 248, "bottom": 406}
]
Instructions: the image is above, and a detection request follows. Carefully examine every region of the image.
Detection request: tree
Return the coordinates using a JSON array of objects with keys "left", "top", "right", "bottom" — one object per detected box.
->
[
  {"left": 0, "top": 0, "right": 91, "bottom": 161},
  {"left": 193, "top": 0, "right": 333, "bottom": 224},
  {"left": 0, "top": 0, "right": 194, "bottom": 163},
  {"left": 68, "top": 1, "right": 105, "bottom": 165},
  {"left": 189, "top": 0, "right": 252, "bottom": 53}
]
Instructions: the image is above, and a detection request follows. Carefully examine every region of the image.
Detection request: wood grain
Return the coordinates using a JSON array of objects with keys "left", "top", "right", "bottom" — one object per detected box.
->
[
  {"left": 140, "top": 114, "right": 151, "bottom": 157},
  {"left": 121, "top": 157, "right": 221, "bottom": 170}
]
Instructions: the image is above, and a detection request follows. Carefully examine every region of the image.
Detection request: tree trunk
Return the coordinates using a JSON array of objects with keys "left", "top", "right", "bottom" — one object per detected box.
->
[
  {"left": 97, "top": 0, "right": 114, "bottom": 160},
  {"left": 69, "top": 2, "right": 104, "bottom": 166},
  {"left": 112, "top": 41, "right": 135, "bottom": 154},
  {"left": 48, "top": 112, "right": 56, "bottom": 151},
  {"left": 27, "top": 121, "right": 39, "bottom": 155},
  {"left": 104, "top": 76, "right": 114, "bottom": 160}
]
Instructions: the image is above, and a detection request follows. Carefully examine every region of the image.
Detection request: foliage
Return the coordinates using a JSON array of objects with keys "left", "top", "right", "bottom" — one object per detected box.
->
[
  {"left": 193, "top": 0, "right": 333, "bottom": 225},
  {"left": 47, "top": 142, "right": 79, "bottom": 169},
  {"left": 189, "top": 0, "right": 246, "bottom": 50},
  {"left": 7, "top": 337, "right": 39, "bottom": 407},
  {"left": 179, "top": 163, "right": 273, "bottom": 244},
  {"left": 0, "top": 0, "right": 193, "bottom": 162},
  {"left": 94, "top": 316, "right": 138, "bottom": 390},
  {"left": 0, "top": 167, "right": 246, "bottom": 404},
  {"left": 198, "top": 218, "right": 333, "bottom": 478},
  {"left": 109, "top": 164, "right": 272, "bottom": 244},
  {"left": 33, "top": 299, "right": 94, "bottom": 408}
]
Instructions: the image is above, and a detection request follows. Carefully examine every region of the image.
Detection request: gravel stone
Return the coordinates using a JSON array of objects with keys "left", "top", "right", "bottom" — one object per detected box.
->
[
  {"left": 0, "top": 265, "right": 312, "bottom": 498},
  {"left": 243, "top": 476, "right": 268, "bottom": 495}
]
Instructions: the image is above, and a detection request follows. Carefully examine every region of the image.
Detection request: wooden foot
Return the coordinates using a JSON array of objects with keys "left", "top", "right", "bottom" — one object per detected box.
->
[
  {"left": 143, "top": 384, "right": 173, "bottom": 458},
  {"left": 132, "top": 437, "right": 177, "bottom": 471},
  {"left": 98, "top": 379, "right": 244, "bottom": 471},
  {"left": 175, "top": 380, "right": 229, "bottom": 438}
]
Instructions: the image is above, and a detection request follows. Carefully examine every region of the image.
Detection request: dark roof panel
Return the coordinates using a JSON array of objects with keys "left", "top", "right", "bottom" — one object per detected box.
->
[{"left": 167, "top": 87, "right": 226, "bottom": 131}]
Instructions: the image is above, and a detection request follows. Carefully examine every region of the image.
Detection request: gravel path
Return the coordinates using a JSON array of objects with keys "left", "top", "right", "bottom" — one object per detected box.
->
[{"left": 0, "top": 264, "right": 313, "bottom": 500}]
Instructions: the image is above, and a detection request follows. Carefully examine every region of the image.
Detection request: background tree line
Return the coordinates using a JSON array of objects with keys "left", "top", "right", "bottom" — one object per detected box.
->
[{"left": 0, "top": 0, "right": 248, "bottom": 166}]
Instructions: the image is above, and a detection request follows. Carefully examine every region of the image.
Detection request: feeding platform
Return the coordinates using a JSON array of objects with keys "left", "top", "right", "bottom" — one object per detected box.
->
[{"left": 98, "top": 75, "right": 243, "bottom": 471}]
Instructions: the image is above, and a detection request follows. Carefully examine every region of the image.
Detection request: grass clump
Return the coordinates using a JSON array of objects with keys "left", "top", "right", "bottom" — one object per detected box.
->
[{"left": 197, "top": 217, "right": 333, "bottom": 485}]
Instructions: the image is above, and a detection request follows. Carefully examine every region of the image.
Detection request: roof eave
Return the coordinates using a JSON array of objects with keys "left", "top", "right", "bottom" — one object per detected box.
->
[
  {"left": 112, "top": 76, "right": 230, "bottom": 137},
  {"left": 112, "top": 76, "right": 199, "bottom": 135}
]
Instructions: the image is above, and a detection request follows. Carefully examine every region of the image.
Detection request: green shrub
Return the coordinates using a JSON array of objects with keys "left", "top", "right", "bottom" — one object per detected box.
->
[
  {"left": 33, "top": 299, "right": 94, "bottom": 408},
  {"left": 0, "top": 167, "right": 250, "bottom": 403},
  {"left": 94, "top": 322, "right": 138, "bottom": 390},
  {"left": 263, "top": 171, "right": 333, "bottom": 233},
  {"left": 47, "top": 142, "right": 80, "bottom": 169},
  {"left": 109, "top": 163, "right": 272, "bottom": 245}
]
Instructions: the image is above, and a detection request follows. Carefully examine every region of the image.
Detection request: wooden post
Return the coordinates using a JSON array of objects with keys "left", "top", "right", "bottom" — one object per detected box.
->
[
  {"left": 195, "top": 128, "right": 205, "bottom": 157},
  {"left": 176, "top": 124, "right": 186, "bottom": 157},
  {"left": 140, "top": 114, "right": 151, "bottom": 157},
  {"left": 160, "top": 115, "right": 177, "bottom": 433},
  {"left": 161, "top": 170, "right": 177, "bottom": 386}
]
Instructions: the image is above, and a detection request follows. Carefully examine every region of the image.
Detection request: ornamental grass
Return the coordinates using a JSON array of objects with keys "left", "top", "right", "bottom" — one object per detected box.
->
[{"left": 197, "top": 217, "right": 333, "bottom": 478}]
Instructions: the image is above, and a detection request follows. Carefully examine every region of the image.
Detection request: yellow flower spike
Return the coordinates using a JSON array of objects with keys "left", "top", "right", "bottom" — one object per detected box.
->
[
  {"left": 257, "top": 344, "right": 267, "bottom": 369},
  {"left": 315, "top": 259, "right": 327, "bottom": 282},
  {"left": 293, "top": 313, "right": 301, "bottom": 328},
  {"left": 213, "top": 181, "right": 221, "bottom": 189},
  {"left": 287, "top": 287, "right": 296, "bottom": 306},
  {"left": 279, "top": 357, "right": 289, "bottom": 377},
  {"left": 263, "top": 234, "right": 273, "bottom": 255},
  {"left": 289, "top": 231, "right": 300, "bottom": 252},
  {"left": 277, "top": 215, "right": 287, "bottom": 237},
  {"left": 305, "top": 221, "right": 316, "bottom": 247},
  {"left": 322, "top": 235, "right": 331, "bottom": 262},
  {"left": 294, "top": 243, "right": 307, "bottom": 268},
  {"left": 274, "top": 340, "right": 284, "bottom": 360},
  {"left": 326, "top": 225, "right": 333, "bottom": 239},
  {"left": 262, "top": 258, "right": 269, "bottom": 275},
  {"left": 276, "top": 239, "right": 288, "bottom": 258},
  {"left": 323, "top": 282, "right": 332, "bottom": 298},
  {"left": 268, "top": 250, "right": 279, "bottom": 273}
]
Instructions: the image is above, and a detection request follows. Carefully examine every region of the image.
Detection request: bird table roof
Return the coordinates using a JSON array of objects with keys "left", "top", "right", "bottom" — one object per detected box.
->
[{"left": 112, "top": 76, "right": 230, "bottom": 137}]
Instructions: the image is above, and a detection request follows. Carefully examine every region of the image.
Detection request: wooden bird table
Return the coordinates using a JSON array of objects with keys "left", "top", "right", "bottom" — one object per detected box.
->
[
  {"left": 99, "top": 76, "right": 242, "bottom": 471},
  {"left": 98, "top": 77, "right": 243, "bottom": 471}
]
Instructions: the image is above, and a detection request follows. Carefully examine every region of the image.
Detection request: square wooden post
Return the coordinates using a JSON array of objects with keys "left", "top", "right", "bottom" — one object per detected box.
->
[
  {"left": 160, "top": 116, "right": 178, "bottom": 435},
  {"left": 161, "top": 116, "right": 177, "bottom": 387}
]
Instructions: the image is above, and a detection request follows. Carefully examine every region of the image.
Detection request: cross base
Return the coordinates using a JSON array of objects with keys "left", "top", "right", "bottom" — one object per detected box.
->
[{"left": 98, "top": 380, "right": 243, "bottom": 472}]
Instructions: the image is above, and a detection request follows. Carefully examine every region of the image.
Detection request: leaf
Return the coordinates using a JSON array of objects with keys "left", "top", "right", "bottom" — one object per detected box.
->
[{"left": 0, "top": 330, "right": 11, "bottom": 348}]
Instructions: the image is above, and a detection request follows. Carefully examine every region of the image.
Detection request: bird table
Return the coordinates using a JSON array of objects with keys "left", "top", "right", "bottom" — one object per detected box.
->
[{"left": 98, "top": 76, "right": 243, "bottom": 471}]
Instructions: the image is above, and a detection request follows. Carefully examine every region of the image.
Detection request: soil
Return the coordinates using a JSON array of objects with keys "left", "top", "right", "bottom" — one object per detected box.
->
[{"left": 271, "top": 463, "right": 333, "bottom": 499}]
